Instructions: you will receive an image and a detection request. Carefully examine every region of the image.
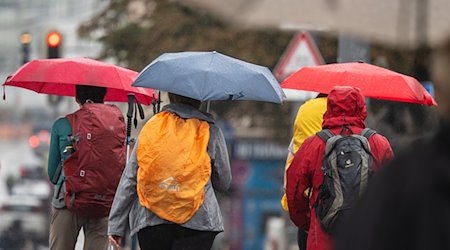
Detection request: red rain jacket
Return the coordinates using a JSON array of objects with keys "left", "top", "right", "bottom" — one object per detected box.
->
[{"left": 286, "top": 86, "right": 394, "bottom": 250}]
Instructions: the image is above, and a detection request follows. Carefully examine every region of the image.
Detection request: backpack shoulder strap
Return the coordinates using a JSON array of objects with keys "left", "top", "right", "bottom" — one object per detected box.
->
[
  {"left": 352, "top": 128, "right": 376, "bottom": 155},
  {"left": 360, "top": 128, "right": 376, "bottom": 139},
  {"left": 316, "top": 129, "right": 334, "bottom": 142},
  {"left": 317, "top": 129, "right": 344, "bottom": 156}
]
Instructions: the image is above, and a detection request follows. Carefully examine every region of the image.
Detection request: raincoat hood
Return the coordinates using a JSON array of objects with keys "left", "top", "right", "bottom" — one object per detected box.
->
[{"left": 322, "top": 86, "right": 367, "bottom": 129}]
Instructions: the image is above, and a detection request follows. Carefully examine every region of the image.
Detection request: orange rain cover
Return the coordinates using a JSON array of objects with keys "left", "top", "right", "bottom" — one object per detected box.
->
[{"left": 136, "top": 111, "right": 211, "bottom": 224}]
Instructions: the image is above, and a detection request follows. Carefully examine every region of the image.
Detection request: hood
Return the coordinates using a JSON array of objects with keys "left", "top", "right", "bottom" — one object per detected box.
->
[{"left": 322, "top": 86, "right": 367, "bottom": 129}]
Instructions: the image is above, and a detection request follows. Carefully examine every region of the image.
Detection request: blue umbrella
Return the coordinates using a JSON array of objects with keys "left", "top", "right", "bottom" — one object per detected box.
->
[{"left": 132, "top": 51, "right": 285, "bottom": 104}]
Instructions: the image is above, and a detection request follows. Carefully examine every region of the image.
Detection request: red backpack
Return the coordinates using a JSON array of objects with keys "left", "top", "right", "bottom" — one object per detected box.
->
[{"left": 63, "top": 103, "right": 126, "bottom": 218}]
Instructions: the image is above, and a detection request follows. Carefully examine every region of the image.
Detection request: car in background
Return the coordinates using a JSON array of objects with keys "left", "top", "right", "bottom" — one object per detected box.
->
[
  {"left": 17, "top": 164, "right": 46, "bottom": 181},
  {"left": 12, "top": 179, "right": 51, "bottom": 201},
  {"left": 8, "top": 165, "right": 51, "bottom": 201},
  {"left": 28, "top": 123, "right": 52, "bottom": 158},
  {"left": 23, "top": 108, "right": 54, "bottom": 158},
  {"left": 0, "top": 194, "right": 48, "bottom": 242}
]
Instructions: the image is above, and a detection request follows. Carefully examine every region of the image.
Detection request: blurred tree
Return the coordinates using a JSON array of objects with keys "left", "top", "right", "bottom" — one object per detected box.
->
[
  {"left": 78, "top": 0, "right": 438, "bottom": 147},
  {"left": 78, "top": 0, "right": 336, "bottom": 143}
]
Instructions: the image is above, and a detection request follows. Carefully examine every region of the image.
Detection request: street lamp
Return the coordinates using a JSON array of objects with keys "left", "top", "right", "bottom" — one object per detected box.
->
[{"left": 20, "top": 32, "right": 32, "bottom": 64}]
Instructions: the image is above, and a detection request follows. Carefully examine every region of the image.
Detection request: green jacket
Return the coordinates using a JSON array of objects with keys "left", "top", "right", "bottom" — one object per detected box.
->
[{"left": 47, "top": 117, "right": 72, "bottom": 208}]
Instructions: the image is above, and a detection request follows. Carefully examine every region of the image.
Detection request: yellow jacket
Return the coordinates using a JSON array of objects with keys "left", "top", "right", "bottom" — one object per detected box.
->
[{"left": 281, "top": 97, "right": 327, "bottom": 211}]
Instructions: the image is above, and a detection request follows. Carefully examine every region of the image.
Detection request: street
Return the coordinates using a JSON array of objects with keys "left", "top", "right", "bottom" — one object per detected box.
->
[{"left": 0, "top": 138, "right": 89, "bottom": 249}]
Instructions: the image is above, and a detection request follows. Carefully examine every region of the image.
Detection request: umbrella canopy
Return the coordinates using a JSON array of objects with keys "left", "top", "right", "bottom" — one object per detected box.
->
[
  {"left": 3, "top": 58, "right": 155, "bottom": 105},
  {"left": 281, "top": 61, "right": 437, "bottom": 106},
  {"left": 132, "top": 51, "right": 285, "bottom": 104},
  {"left": 179, "top": 0, "right": 450, "bottom": 48}
]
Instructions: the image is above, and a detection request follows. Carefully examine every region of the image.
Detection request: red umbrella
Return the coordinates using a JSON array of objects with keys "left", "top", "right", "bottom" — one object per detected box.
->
[
  {"left": 3, "top": 58, "right": 155, "bottom": 105},
  {"left": 281, "top": 61, "right": 437, "bottom": 106}
]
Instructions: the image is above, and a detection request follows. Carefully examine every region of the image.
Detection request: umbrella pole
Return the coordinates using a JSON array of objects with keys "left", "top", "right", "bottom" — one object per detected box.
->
[{"left": 206, "top": 100, "right": 211, "bottom": 113}]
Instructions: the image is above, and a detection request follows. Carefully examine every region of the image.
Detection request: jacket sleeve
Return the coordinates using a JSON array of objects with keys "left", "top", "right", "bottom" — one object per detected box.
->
[
  {"left": 286, "top": 137, "right": 316, "bottom": 229},
  {"left": 47, "top": 117, "right": 71, "bottom": 181},
  {"left": 108, "top": 140, "right": 139, "bottom": 237},
  {"left": 369, "top": 134, "right": 395, "bottom": 171},
  {"left": 47, "top": 121, "right": 61, "bottom": 181},
  {"left": 209, "top": 125, "right": 232, "bottom": 192}
]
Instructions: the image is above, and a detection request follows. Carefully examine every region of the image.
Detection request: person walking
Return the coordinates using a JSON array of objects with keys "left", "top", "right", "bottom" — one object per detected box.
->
[
  {"left": 335, "top": 37, "right": 450, "bottom": 250},
  {"left": 280, "top": 93, "right": 327, "bottom": 250},
  {"left": 47, "top": 85, "right": 126, "bottom": 250},
  {"left": 286, "top": 86, "right": 394, "bottom": 250},
  {"left": 108, "top": 93, "right": 232, "bottom": 250}
]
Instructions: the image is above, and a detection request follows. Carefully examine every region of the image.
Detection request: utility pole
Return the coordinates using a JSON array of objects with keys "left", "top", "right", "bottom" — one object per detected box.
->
[{"left": 337, "top": 33, "right": 370, "bottom": 63}]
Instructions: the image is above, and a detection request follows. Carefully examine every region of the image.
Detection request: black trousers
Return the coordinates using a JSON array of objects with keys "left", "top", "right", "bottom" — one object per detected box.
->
[{"left": 137, "top": 224, "right": 218, "bottom": 250}]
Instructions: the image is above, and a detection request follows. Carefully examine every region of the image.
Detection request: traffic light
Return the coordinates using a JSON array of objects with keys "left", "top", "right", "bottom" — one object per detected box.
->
[
  {"left": 46, "top": 31, "right": 62, "bottom": 58},
  {"left": 20, "top": 32, "right": 32, "bottom": 64},
  {"left": 46, "top": 31, "right": 63, "bottom": 106}
]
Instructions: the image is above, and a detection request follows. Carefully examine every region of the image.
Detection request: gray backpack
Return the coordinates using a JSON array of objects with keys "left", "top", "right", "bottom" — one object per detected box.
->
[{"left": 315, "top": 128, "right": 375, "bottom": 234}]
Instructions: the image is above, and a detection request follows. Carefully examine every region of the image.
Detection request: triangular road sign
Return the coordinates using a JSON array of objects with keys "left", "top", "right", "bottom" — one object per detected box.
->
[{"left": 274, "top": 31, "right": 324, "bottom": 81}]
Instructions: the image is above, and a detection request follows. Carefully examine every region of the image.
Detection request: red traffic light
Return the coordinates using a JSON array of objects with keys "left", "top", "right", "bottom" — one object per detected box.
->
[{"left": 47, "top": 31, "right": 62, "bottom": 47}]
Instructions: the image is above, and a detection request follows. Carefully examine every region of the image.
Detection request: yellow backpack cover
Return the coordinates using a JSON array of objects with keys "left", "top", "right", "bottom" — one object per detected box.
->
[{"left": 136, "top": 111, "right": 212, "bottom": 224}]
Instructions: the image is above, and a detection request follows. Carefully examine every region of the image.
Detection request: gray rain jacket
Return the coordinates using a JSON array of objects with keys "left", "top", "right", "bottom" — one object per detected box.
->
[{"left": 108, "top": 103, "right": 232, "bottom": 237}]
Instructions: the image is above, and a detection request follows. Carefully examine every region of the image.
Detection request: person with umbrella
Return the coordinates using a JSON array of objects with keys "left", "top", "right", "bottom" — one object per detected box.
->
[
  {"left": 106, "top": 50, "right": 283, "bottom": 249},
  {"left": 48, "top": 85, "right": 126, "bottom": 250},
  {"left": 334, "top": 37, "right": 450, "bottom": 250},
  {"left": 108, "top": 92, "right": 232, "bottom": 250},
  {"left": 286, "top": 86, "right": 394, "bottom": 250}
]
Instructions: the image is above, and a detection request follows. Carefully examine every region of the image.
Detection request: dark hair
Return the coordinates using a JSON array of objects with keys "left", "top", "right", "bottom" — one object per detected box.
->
[
  {"left": 75, "top": 85, "right": 107, "bottom": 104},
  {"left": 168, "top": 92, "right": 201, "bottom": 109}
]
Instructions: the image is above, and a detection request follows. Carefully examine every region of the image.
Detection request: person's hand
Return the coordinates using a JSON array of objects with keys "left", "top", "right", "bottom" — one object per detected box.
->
[{"left": 108, "top": 235, "right": 122, "bottom": 249}]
